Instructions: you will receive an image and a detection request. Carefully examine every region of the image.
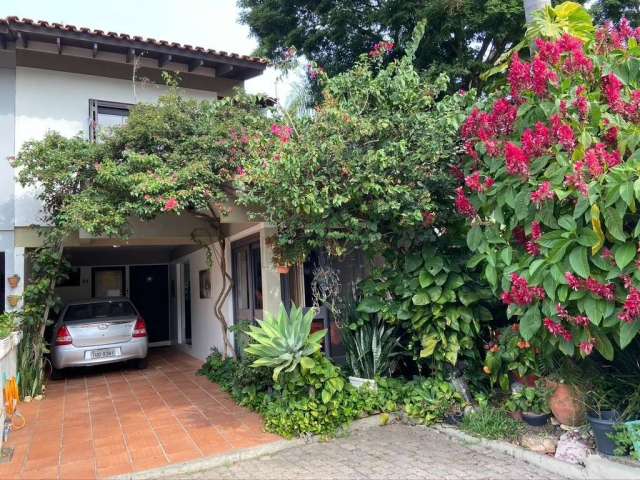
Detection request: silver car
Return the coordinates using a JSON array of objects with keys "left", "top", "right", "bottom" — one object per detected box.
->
[{"left": 50, "top": 297, "right": 148, "bottom": 377}]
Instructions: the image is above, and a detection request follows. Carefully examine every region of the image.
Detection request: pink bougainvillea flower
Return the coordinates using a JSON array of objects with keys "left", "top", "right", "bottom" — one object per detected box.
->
[
  {"left": 531, "top": 181, "right": 555, "bottom": 206},
  {"left": 271, "top": 124, "right": 294, "bottom": 143},
  {"left": 505, "top": 142, "right": 530, "bottom": 176},
  {"left": 369, "top": 40, "right": 394, "bottom": 58},
  {"left": 236, "top": 166, "right": 246, "bottom": 177},
  {"left": 163, "top": 198, "right": 179, "bottom": 212},
  {"left": 454, "top": 187, "right": 476, "bottom": 217}
]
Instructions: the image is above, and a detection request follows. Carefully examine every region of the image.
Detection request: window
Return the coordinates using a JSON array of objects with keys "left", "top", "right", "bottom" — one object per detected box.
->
[
  {"left": 64, "top": 300, "right": 136, "bottom": 322},
  {"left": 89, "top": 99, "right": 132, "bottom": 141}
]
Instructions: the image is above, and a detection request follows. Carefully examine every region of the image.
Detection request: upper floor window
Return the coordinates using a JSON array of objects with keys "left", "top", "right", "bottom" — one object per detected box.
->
[{"left": 89, "top": 99, "right": 132, "bottom": 142}]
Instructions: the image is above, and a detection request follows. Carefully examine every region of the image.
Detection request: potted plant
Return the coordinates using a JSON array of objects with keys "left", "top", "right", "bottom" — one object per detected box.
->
[
  {"left": 7, "top": 274, "right": 20, "bottom": 289},
  {"left": 585, "top": 388, "right": 620, "bottom": 456},
  {"left": 341, "top": 314, "right": 400, "bottom": 389},
  {"left": 505, "top": 381, "right": 552, "bottom": 427},
  {"left": 276, "top": 265, "right": 290, "bottom": 274},
  {"left": 546, "top": 359, "right": 586, "bottom": 426}
]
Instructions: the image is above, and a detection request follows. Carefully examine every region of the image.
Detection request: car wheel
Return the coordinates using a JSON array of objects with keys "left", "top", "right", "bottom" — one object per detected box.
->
[
  {"left": 50, "top": 367, "right": 65, "bottom": 380},
  {"left": 135, "top": 358, "right": 148, "bottom": 370}
]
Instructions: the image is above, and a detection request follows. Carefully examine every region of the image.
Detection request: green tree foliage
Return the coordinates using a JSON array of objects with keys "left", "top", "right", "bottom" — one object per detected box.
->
[
  {"left": 239, "top": 25, "right": 475, "bottom": 263},
  {"left": 238, "top": 0, "right": 527, "bottom": 90},
  {"left": 592, "top": 0, "right": 640, "bottom": 25}
]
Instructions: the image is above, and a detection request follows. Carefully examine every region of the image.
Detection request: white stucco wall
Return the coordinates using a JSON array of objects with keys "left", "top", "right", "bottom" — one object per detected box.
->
[
  {"left": 173, "top": 244, "right": 234, "bottom": 361},
  {"left": 13, "top": 66, "right": 219, "bottom": 227}
]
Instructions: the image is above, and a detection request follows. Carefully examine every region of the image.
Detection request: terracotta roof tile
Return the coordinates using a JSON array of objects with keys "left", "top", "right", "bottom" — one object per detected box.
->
[{"left": 0, "top": 16, "right": 269, "bottom": 66}]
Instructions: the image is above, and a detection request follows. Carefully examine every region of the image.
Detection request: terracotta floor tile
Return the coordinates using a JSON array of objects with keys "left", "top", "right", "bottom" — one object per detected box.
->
[
  {"left": 20, "top": 466, "right": 59, "bottom": 479},
  {"left": 5, "top": 348, "right": 281, "bottom": 480},
  {"left": 60, "top": 442, "right": 95, "bottom": 464},
  {"left": 96, "top": 463, "right": 132, "bottom": 478},
  {"left": 59, "top": 460, "right": 96, "bottom": 480},
  {"left": 130, "top": 455, "right": 167, "bottom": 473}
]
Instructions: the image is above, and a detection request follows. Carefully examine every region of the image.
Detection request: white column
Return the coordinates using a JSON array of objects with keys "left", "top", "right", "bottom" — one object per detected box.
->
[{"left": 259, "top": 226, "right": 282, "bottom": 316}]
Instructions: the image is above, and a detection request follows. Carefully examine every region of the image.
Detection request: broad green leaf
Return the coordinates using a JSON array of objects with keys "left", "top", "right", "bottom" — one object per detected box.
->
[
  {"left": 412, "top": 292, "right": 430, "bottom": 306},
  {"left": 603, "top": 206, "right": 626, "bottom": 242},
  {"left": 501, "top": 246, "right": 513, "bottom": 265},
  {"left": 520, "top": 306, "right": 541, "bottom": 341},
  {"left": 300, "top": 356, "right": 315, "bottom": 370},
  {"left": 621, "top": 320, "right": 640, "bottom": 349},
  {"left": 419, "top": 271, "right": 434, "bottom": 288},
  {"left": 594, "top": 331, "right": 614, "bottom": 361},
  {"left": 577, "top": 228, "right": 599, "bottom": 247},
  {"left": 569, "top": 246, "right": 590, "bottom": 279},
  {"left": 467, "top": 226, "right": 483, "bottom": 251},
  {"left": 357, "top": 297, "right": 384, "bottom": 313},
  {"left": 558, "top": 215, "right": 577, "bottom": 231},
  {"left": 615, "top": 242, "right": 636, "bottom": 270},
  {"left": 419, "top": 335, "right": 438, "bottom": 358},
  {"left": 591, "top": 205, "right": 605, "bottom": 255}
]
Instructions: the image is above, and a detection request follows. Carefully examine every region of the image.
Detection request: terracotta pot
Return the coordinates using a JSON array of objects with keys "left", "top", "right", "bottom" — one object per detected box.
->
[
  {"left": 276, "top": 265, "right": 290, "bottom": 274},
  {"left": 548, "top": 381, "right": 585, "bottom": 426},
  {"left": 7, "top": 274, "right": 20, "bottom": 289},
  {"left": 7, "top": 295, "right": 20, "bottom": 308},
  {"left": 512, "top": 372, "right": 539, "bottom": 387}
]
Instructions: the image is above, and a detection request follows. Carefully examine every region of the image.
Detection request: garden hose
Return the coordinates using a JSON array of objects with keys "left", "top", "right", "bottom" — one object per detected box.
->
[{"left": 4, "top": 377, "right": 25, "bottom": 431}]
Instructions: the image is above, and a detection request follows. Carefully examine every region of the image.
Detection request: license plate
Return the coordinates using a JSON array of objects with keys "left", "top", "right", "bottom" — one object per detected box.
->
[{"left": 87, "top": 348, "right": 120, "bottom": 360}]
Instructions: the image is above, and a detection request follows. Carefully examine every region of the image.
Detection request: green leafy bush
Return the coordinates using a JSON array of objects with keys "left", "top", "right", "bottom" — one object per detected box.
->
[
  {"left": 358, "top": 245, "right": 494, "bottom": 373},
  {"left": 504, "top": 381, "right": 552, "bottom": 414},
  {"left": 461, "top": 407, "right": 524, "bottom": 441},
  {"left": 458, "top": 14, "right": 640, "bottom": 360},
  {"left": 245, "top": 304, "right": 326, "bottom": 380},
  {"left": 402, "top": 377, "right": 464, "bottom": 425},
  {"left": 0, "top": 312, "right": 19, "bottom": 340},
  {"left": 483, "top": 324, "right": 546, "bottom": 390}
]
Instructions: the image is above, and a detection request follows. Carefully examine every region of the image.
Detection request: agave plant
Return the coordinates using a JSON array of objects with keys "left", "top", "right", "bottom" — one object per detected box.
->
[
  {"left": 342, "top": 315, "right": 401, "bottom": 380},
  {"left": 245, "top": 303, "right": 326, "bottom": 381}
]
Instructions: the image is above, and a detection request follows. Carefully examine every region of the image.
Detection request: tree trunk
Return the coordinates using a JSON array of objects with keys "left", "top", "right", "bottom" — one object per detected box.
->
[{"left": 523, "top": 0, "right": 551, "bottom": 24}]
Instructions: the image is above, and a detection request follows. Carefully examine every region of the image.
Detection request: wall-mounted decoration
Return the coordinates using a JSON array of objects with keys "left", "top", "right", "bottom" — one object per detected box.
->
[
  {"left": 7, "top": 295, "right": 20, "bottom": 308},
  {"left": 7, "top": 275, "right": 20, "bottom": 289},
  {"left": 199, "top": 269, "right": 212, "bottom": 299}
]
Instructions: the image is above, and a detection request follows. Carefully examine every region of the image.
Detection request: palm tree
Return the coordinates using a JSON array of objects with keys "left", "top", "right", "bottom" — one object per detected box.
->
[{"left": 524, "top": 0, "right": 552, "bottom": 23}]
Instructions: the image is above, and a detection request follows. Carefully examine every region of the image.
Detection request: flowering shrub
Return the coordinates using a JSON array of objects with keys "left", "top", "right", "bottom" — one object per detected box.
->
[{"left": 458, "top": 18, "right": 640, "bottom": 361}]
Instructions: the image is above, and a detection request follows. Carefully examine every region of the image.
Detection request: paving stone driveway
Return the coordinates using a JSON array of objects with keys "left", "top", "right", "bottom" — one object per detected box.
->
[{"left": 180, "top": 423, "right": 565, "bottom": 480}]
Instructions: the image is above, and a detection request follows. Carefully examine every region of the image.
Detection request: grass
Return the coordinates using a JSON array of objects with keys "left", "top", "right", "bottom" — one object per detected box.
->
[{"left": 460, "top": 407, "right": 524, "bottom": 442}]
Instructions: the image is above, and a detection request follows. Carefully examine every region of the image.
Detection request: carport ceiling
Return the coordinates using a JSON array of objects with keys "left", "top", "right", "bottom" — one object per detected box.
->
[{"left": 64, "top": 245, "right": 200, "bottom": 266}]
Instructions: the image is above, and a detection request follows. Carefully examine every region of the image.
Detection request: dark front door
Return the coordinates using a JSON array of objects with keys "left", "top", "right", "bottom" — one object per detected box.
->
[
  {"left": 129, "top": 265, "right": 170, "bottom": 344},
  {"left": 232, "top": 237, "right": 263, "bottom": 326}
]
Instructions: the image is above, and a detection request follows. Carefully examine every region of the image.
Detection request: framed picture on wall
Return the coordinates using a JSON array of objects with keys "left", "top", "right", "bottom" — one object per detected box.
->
[{"left": 199, "top": 269, "right": 212, "bottom": 298}]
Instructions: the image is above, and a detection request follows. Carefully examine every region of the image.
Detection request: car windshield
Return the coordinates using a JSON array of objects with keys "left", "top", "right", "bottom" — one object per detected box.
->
[{"left": 64, "top": 301, "right": 136, "bottom": 322}]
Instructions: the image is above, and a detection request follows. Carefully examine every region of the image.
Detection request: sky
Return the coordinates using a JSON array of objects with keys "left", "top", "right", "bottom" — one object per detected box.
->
[{"left": 0, "top": 0, "right": 297, "bottom": 102}]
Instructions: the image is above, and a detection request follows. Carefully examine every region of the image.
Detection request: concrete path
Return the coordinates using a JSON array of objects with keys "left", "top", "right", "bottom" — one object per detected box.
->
[{"left": 178, "top": 423, "right": 565, "bottom": 479}]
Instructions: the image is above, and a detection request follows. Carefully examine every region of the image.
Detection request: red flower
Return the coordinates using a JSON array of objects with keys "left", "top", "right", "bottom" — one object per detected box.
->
[
  {"left": 602, "top": 73, "right": 624, "bottom": 112},
  {"left": 532, "top": 58, "right": 558, "bottom": 97},
  {"left": 620, "top": 287, "right": 640, "bottom": 324},
  {"left": 580, "top": 339, "right": 596, "bottom": 355},
  {"left": 551, "top": 115, "right": 576, "bottom": 151},
  {"left": 565, "top": 272, "right": 582, "bottom": 291},
  {"left": 522, "top": 122, "right": 551, "bottom": 158},
  {"left": 369, "top": 40, "right": 394, "bottom": 58},
  {"left": 508, "top": 53, "right": 531, "bottom": 98},
  {"left": 531, "top": 181, "right": 555, "bottom": 206},
  {"left": 454, "top": 187, "right": 476, "bottom": 218},
  {"left": 502, "top": 273, "right": 545, "bottom": 306},
  {"left": 505, "top": 142, "right": 530, "bottom": 176},
  {"left": 531, "top": 221, "right": 542, "bottom": 241},
  {"left": 163, "top": 198, "right": 179, "bottom": 212},
  {"left": 544, "top": 318, "right": 573, "bottom": 342}
]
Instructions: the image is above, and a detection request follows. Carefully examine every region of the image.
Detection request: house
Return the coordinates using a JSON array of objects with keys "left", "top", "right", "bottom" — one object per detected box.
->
[{"left": 0, "top": 16, "right": 320, "bottom": 361}]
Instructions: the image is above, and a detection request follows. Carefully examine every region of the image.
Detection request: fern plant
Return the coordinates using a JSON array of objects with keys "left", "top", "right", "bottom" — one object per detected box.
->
[
  {"left": 245, "top": 303, "right": 326, "bottom": 381},
  {"left": 342, "top": 315, "right": 401, "bottom": 379}
]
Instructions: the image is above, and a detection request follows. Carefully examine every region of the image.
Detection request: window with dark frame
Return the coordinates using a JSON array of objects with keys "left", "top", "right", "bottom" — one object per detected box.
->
[{"left": 89, "top": 99, "right": 133, "bottom": 142}]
